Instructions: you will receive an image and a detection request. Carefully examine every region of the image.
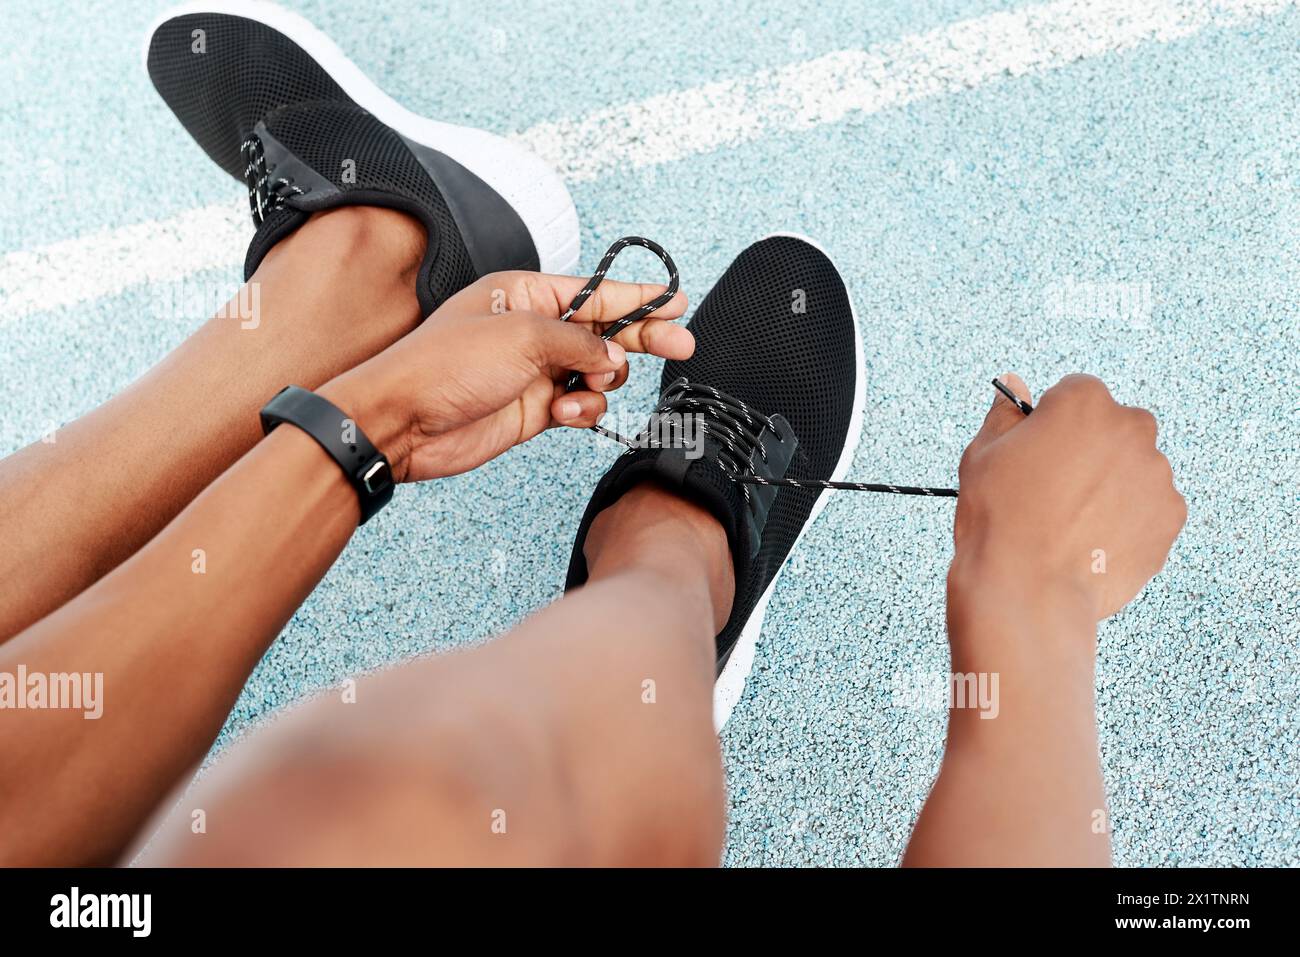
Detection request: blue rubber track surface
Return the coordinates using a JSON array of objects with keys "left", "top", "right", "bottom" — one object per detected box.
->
[{"left": 1, "top": 0, "right": 1296, "bottom": 865}]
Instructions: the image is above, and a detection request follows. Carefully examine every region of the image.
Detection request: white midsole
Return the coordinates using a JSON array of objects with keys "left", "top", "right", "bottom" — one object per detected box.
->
[
  {"left": 712, "top": 232, "right": 868, "bottom": 730},
  {"left": 143, "top": 0, "right": 580, "bottom": 275}
]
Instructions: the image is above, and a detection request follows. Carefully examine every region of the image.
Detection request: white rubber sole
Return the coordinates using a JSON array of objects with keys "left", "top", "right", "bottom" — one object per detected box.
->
[
  {"left": 143, "top": 0, "right": 580, "bottom": 275},
  {"left": 712, "top": 232, "right": 867, "bottom": 730}
]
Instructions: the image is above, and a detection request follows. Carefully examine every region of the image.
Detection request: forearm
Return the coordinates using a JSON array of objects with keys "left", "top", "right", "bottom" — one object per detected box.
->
[
  {"left": 0, "top": 210, "right": 423, "bottom": 644},
  {"left": 0, "top": 423, "right": 362, "bottom": 865},
  {"left": 0, "top": 359, "right": 248, "bottom": 641},
  {"left": 903, "top": 562, "right": 1110, "bottom": 867}
]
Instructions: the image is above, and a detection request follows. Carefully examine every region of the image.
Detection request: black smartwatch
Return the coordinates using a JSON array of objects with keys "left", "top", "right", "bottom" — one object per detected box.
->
[{"left": 259, "top": 385, "right": 395, "bottom": 524}]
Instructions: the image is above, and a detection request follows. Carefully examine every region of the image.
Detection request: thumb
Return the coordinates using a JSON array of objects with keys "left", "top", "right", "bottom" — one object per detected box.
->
[
  {"left": 514, "top": 313, "right": 626, "bottom": 376},
  {"left": 969, "top": 372, "right": 1033, "bottom": 453}
]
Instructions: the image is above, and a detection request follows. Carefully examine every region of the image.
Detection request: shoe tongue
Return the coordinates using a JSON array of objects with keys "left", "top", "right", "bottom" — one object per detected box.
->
[
  {"left": 238, "top": 104, "right": 332, "bottom": 282},
  {"left": 238, "top": 102, "right": 448, "bottom": 316}
]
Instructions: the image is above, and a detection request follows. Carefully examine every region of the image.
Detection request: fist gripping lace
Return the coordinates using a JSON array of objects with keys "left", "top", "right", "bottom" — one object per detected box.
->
[{"left": 561, "top": 238, "right": 1033, "bottom": 499}]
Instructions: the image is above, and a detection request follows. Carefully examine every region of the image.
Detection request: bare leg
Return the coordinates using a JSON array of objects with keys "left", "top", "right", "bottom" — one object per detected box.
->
[
  {"left": 140, "top": 483, "right": 734, "bottom": 866},
  {"left": 0, "top": 207, "right": 424, "bottom": 640}
]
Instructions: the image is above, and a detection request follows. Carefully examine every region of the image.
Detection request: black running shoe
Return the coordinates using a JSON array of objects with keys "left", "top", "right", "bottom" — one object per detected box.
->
[
  {"left": 144, "top": 1, "right": 579, "bottom": 317},
  {"left": 565, "top": 234, "right": 865, "bottom": 727}
]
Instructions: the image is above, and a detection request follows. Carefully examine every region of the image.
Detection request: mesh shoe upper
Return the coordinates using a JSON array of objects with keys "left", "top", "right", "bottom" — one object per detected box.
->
[
  {"left": 566, "top": 236, "right": 860, "bottom": 667},
  {"left": 146, "top": 11, "right": 484, "bottom": 314},
  {"left": 146, "top": 12, "right": 348, "bottom": 177},
  {"left": 248, "top": 100, "right": 478, "bottom": 306}
]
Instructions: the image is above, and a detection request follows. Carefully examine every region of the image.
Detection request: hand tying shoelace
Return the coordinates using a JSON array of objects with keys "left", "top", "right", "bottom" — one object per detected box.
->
[{"left": 560, "top": 237, "right": 1032, "bottom": 498}]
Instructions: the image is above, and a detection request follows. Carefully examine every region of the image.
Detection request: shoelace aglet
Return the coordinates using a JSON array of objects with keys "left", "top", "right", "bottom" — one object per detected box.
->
[{"left": 992, "top": 377, "right": 1034, "bottom": 416}]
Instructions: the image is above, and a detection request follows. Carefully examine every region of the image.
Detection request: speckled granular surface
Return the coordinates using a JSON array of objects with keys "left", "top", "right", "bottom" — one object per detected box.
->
[{"left": 1, "top": 0, "right": 1296, "bottom": 866}]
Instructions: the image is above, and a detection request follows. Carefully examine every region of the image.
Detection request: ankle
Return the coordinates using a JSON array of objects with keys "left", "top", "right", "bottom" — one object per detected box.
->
[
  {"left": 258, "top": 205, "right": 426, "bottom": 317},
  {"left": 306, "top": 205, "right": 424, "bottom": 277},
  {"left": 584, "top": 482, "right": 735, "bottom": 634}
]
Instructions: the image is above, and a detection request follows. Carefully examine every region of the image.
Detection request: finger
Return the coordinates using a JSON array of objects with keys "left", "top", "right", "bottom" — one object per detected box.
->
[
  {"left": 540, "top": 275, "right": 689, "bottom": 327},
  {"left": 514, "top": 312, "right": 627, "bottom": 375},
  {"left": 551, "top": 390, "right": 608, "bottom": 428},
  {"left": 581, "top": 369, "right": 616, "bottom": 391},
  {"left": 608, "top": 360, "right": 631, "bottom": 392},
  {"left": 1038, "top": 373, "right": 1114, "bottom": 411},
  {"left": 581, "top": 358, "right": 629, "bottom": 393},
  {"left": 1127, "top": 406, "right": 1158, "bottom": 444},
  {"left": 608, "top": 316, "right": 696, "bottom": 359},
  {"left": 969, "top": 372, "right": 1033, "bottom": 453},
  {"left": 435, "top": 273, "right": 687, "bottom": 329}
]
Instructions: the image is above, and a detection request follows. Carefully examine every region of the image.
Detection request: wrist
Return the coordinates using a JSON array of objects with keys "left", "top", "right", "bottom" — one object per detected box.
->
[
  {"left": 947, "top": 540, "right": 1097, "bottom": 670},
  {"left": 317, "top": 365, "right": 414, "bottom": 483}
]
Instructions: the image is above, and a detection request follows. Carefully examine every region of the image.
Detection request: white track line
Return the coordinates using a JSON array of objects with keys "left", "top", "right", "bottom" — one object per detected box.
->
[
  {"left": 0, "top": 0, "right": 1291, "bottom": 320},
  {"left": 2, "top": 203, "right": 249, "bottom": 319}
]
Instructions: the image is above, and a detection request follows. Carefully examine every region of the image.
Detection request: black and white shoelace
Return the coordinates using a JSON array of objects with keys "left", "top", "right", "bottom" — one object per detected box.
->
[
  {"left": 241, "top": 134, "right": 306, "bottom": 226},
  {"left": 560, "top": 237, "right": 1034, "bottom": 499}
]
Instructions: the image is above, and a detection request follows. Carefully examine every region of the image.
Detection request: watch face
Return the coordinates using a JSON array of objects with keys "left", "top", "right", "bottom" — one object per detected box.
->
[{"left": 360, "top": 459, "right": 392, "bottom": 495}]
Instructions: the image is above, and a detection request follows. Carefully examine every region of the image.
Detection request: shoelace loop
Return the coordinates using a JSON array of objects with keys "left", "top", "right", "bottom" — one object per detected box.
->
[
  {"left": 559, "top": 236, "right": 679, "bottom": 337},
  {"left": 241, "top": 134, "right": 305, "bottom": 226},
  {"left": 559, "top": 237, "right": 680, "bottom": 447}
]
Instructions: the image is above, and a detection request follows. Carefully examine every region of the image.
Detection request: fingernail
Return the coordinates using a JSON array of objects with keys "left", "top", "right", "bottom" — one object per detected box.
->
[
  {"left": 557, "top": 399, "right": 582, "bottom": 420},
  {"left": 606, "top": 340, "right": 626, "bottom": 366},
  {"left": 600, "top": 371, "right": 616, "bottom": 387}
]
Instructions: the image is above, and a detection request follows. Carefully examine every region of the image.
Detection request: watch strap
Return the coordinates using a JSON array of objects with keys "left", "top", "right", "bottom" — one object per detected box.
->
[{"left": 259, "top": 385, "right": 394, "bottom": 524}]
